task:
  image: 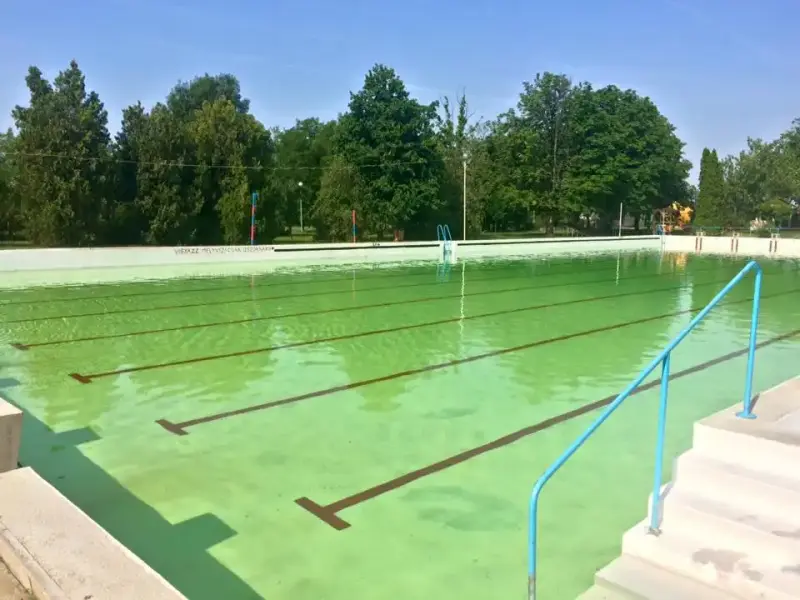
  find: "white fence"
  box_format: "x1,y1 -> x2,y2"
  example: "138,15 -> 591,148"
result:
663,234 -> 800,258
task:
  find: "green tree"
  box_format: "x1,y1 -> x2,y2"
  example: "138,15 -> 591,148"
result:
167,74 -> 250,119
330,64 -> 444,239
2,60 -> 702,246
190,98 -> 273,243
313,155 -> 365,241
485,77 -> 690,234
0,129 -> 21,240
695,147 -> 725,226
435,93 -> 474,237
721,137 -> 798,229
128,103 -> 203,244
116,75 -> 277,245
272,118 -> 337,237
564,85 -> 691,231
12,61 -> 112,246
109,102 -> 148,244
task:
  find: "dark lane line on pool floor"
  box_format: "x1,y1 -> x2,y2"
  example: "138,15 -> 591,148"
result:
69,277 -> 731,384
294,327 -> 800,530
14,265 -> 721,350
3,262 -> 632,325
0,255 -> 608,306
153,287 -> 799,436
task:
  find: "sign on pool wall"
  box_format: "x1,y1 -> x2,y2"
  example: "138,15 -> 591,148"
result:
173,245 -> 275,255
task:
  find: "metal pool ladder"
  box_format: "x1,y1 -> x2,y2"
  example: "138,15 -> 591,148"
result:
437,224 -> 453,262
526,260 -> 764,600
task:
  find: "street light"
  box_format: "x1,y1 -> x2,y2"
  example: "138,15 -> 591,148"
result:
462,151 -> 469,241
297,181 -> 304,232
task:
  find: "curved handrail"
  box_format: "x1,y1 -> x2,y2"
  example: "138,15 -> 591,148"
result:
436,224 -> 453,243
526,260 -> 764,600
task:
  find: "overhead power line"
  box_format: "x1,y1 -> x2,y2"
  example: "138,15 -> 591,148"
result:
2,150 -> 452,173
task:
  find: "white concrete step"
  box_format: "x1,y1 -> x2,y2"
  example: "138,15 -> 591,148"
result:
593,555 -> 737,599
576,583 -> 632,600
672,450 -> 800,528
691,377 -> 800,482
693,419 -> 800,482
622,519 -> 800,600
647,486 -> 800,565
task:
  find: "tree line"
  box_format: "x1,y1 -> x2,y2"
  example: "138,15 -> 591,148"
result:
0,60 -> 700,246
695,128 -> 800,231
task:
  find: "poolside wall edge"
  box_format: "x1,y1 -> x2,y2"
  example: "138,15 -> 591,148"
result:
0,395 -> 187,600
0,236 -> 660,288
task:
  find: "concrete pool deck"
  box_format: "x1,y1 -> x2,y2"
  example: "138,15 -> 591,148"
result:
0,396 -> 185,600
0,466 -> 187,600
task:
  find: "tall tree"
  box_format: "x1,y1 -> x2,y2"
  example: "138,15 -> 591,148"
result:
695,147 -> 725,227
167,74 -> 250,119
0,129 -> 20,240
12,61 -> 112,246
503,73 -> 577,232
436,93 -> 483,237
329,64 -> 443,239
564,85 -> 691,230
116,74 -> 278,245
273,118 -> 337,237
190,98 -> 273,243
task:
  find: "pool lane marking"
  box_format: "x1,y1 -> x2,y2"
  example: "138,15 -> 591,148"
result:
15,265 -> 721,350
293,326 -> 800,530
153,287 -> 799,436
69,277 -> 731,384
3,262 -> 631,325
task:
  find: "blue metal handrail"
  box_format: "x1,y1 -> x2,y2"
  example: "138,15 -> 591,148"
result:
436,224 -> 453,242
526,260 -> 764,600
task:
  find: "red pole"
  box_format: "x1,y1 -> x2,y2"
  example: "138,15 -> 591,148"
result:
250,192 -> 258,245
352,210 -> 356,243
250,203 -> 255,245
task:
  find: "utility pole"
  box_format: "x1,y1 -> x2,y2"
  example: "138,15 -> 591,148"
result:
618,202 -> 624,237
462,152 -> 468,241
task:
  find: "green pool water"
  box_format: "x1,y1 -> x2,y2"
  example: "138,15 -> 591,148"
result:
0,251 -> 798,600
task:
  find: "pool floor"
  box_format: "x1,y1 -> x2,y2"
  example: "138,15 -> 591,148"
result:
1,252 -> 799,599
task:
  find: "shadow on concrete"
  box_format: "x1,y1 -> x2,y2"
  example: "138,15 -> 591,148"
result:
0,383 -> 262,600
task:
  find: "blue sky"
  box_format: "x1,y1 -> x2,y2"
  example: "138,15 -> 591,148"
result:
1,0 -> 798,180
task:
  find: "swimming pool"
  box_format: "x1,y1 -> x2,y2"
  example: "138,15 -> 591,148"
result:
0,251 -> 798,600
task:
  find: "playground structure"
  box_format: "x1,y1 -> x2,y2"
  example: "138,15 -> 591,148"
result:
655,202 -> 693,234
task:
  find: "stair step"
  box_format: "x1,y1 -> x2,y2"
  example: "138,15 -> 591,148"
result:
622,519 -> 800,599
692,383 -> 800,481
673,450 -> 800,527
595,555 -> 737,599
647,486 -> 800,564
577,583 -> 635,600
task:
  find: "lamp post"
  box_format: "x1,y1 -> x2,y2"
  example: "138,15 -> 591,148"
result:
462,151 -> 468,241
297,181 -> 304,232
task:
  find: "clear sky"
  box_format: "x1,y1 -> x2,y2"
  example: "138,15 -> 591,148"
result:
1,0 -> 798,179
